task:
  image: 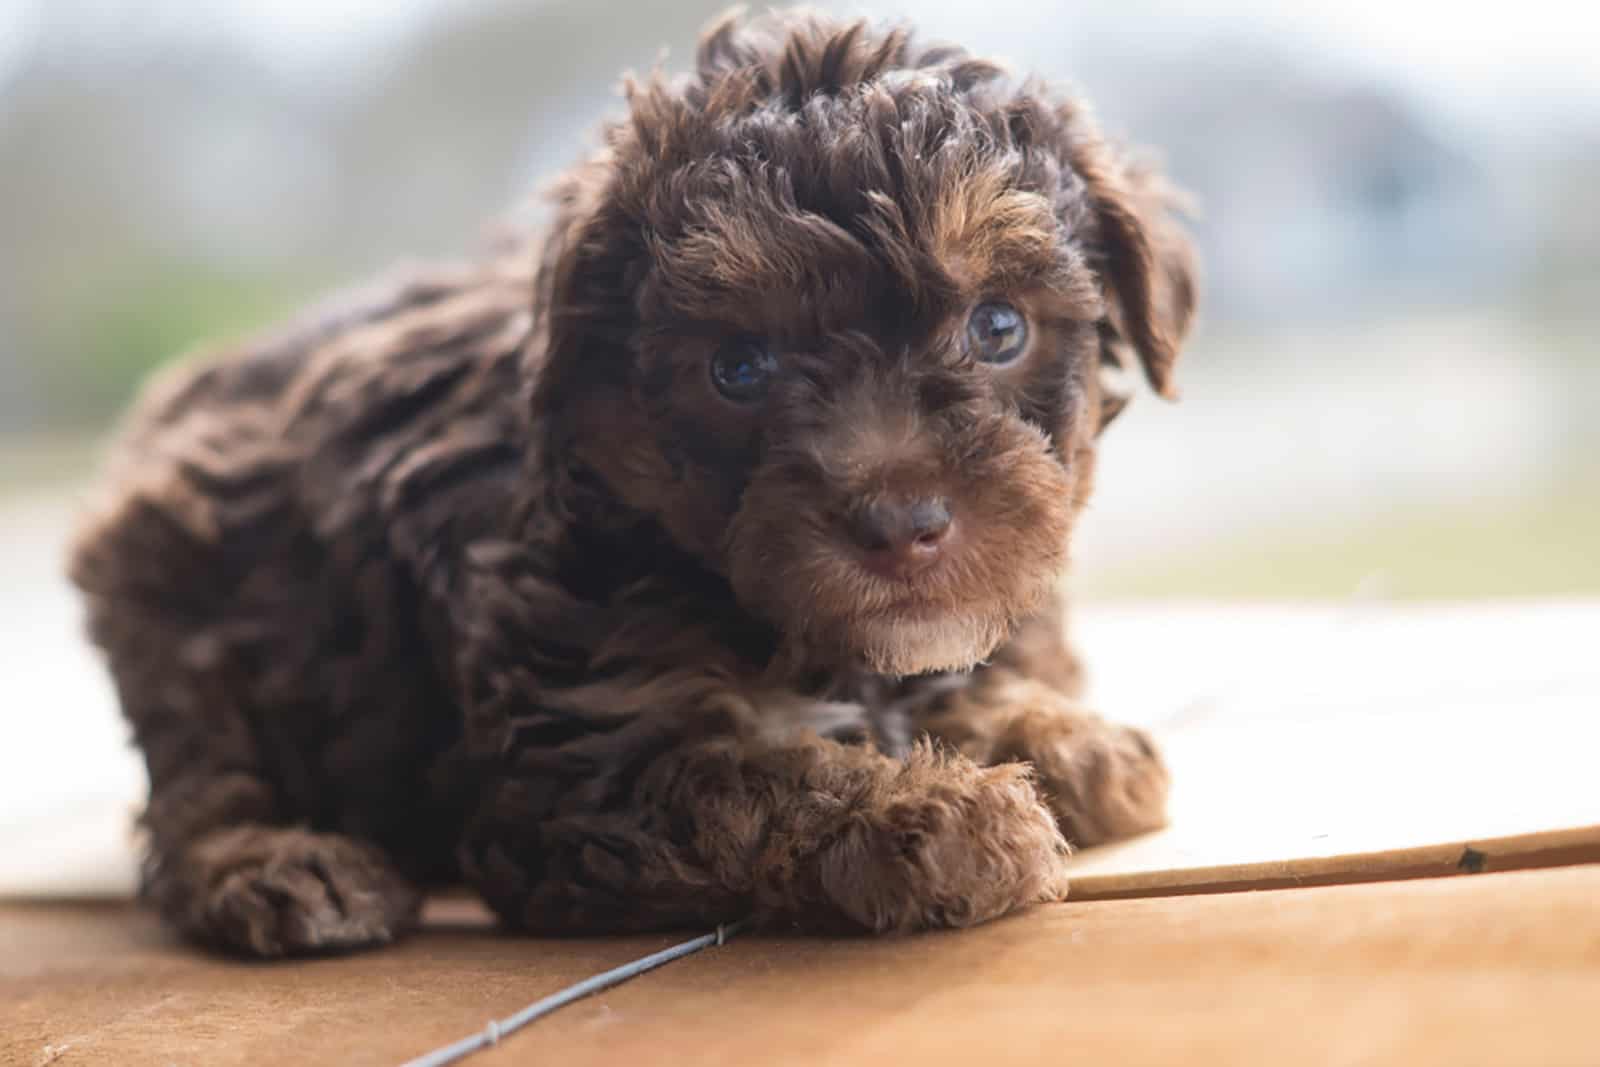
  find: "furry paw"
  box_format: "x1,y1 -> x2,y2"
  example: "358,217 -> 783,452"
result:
175,828 -> 420,957
989,689 -> 1171,848
811,747 -> 1071,932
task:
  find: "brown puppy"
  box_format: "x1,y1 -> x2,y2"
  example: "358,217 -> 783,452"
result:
69,9 -> 1197,957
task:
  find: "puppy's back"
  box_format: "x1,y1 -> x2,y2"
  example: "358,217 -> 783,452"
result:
64,233 -> 540,879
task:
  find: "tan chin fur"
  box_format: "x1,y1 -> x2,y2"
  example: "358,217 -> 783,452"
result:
849,612 -> 1012,678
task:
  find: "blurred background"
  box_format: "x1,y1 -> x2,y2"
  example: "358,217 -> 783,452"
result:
1,0 -> 1596,603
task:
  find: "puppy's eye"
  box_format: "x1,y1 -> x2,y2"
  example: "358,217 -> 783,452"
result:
710,338 -> 778,402
966,302 -> 1029,364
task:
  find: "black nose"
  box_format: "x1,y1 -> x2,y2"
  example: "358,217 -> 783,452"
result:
848,498 -> 954,578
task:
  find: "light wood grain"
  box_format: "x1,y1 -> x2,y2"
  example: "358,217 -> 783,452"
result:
5,866 -> 1598,1067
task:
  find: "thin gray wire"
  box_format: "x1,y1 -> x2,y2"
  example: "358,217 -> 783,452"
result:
400,918 -> 751,1067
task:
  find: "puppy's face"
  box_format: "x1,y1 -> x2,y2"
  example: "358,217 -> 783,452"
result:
536,13 -> 1196,677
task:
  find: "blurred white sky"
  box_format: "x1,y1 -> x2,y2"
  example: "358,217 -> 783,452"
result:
4,0 -> 1599,134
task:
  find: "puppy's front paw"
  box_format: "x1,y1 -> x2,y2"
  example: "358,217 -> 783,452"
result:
177,828 -> 420,957
807,748 -> 1071,932
988,685 -> 1171,848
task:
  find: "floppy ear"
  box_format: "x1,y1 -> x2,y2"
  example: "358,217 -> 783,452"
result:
525,154 -> 617,414
1074,143 -> 1199,404
524,144 -> 706,537
521,149 -> 664,527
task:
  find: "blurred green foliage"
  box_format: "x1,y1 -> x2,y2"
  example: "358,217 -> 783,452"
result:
33,260 -> 318,424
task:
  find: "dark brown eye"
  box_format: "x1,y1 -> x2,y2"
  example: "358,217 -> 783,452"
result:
966,302 -> 1028,364
710,339 -> 778,402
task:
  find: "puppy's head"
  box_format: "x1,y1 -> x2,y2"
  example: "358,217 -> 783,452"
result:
532,9 -> 1197,677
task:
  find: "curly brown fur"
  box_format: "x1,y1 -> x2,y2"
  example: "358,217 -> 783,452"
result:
69,8 -> 1196,957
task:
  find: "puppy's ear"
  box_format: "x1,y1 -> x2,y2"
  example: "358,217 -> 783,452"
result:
526,152 -> 630,421
526,149 -> 698,533
1076,145 -> 1199,403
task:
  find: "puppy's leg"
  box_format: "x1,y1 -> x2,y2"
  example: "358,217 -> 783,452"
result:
460,715 -> 1071,935
916,673 -> 1170,849
72,441 -> 421,957
92,612 -> 422,958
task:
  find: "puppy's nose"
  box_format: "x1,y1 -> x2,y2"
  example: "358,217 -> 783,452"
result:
848,498 -> 954,578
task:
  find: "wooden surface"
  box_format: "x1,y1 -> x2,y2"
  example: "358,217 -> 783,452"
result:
5,865 -> 1600,1067
6,601 -> 1596,1065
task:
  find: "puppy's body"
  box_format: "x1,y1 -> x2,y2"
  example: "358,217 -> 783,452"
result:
71,12 -> 1194,956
